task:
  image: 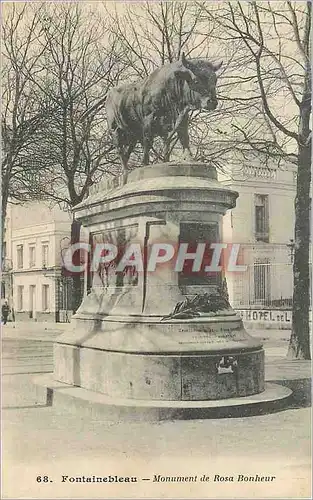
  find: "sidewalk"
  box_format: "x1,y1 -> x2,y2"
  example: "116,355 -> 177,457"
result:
1,321 -> 68,341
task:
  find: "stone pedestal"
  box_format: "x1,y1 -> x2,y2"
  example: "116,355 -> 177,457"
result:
54,162 -> 265,402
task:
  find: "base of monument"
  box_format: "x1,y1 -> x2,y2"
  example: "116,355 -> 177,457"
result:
33,374 -> 292,421
53,314 -> 265,401
54,342 -> 265,401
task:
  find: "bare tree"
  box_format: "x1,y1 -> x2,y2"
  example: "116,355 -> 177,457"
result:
18,3 -> 126,311
105,1 -> 212,72
2,3 -> 125,311
201,1 -> 311,359
1,4 -> 50,264
27,3 -> 124,206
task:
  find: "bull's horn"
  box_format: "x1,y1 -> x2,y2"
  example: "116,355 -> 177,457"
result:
213,60 -> 223,72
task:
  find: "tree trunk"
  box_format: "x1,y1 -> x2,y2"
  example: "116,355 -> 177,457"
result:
70,219 -> 83,314
288,139 -> 311,360
1,187 -> 9,269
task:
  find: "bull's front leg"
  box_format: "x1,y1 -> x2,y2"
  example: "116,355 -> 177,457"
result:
166,107 -> 191,160
142,115 -> 154,165
177,113 -> 193,161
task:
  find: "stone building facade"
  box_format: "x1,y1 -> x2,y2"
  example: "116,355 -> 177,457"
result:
219,161 -> 297,328
2,202 -> 72,322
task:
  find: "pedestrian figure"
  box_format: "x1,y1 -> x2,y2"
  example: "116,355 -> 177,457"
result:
2,300 -> 10,325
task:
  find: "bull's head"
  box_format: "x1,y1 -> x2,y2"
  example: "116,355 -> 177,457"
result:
175,52 -> 223,111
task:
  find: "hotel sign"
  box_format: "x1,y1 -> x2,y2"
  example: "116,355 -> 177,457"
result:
236,309 -> 291,323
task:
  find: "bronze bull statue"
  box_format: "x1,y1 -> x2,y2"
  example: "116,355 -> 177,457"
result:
106,53 -> 222,178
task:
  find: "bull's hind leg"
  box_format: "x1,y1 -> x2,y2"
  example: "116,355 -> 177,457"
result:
113,129 -> 135,184
117,148 -> 128,184
112,128 -> 125,175
121,140 -> 136,184
125,140 -> 136,164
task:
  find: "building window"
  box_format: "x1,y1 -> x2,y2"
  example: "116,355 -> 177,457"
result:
29,245 -> 36,268
254,259 -> 271,305
17,285 -> 24,311
17,245 -> 24,269
42,285 -> 50,311
42,243 -> 49,268
254,194 -> 269,242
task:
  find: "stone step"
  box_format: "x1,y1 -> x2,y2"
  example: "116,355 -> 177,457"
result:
34,374 -> 292,421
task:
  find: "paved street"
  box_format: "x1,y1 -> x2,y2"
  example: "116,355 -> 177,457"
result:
2,338 -> 53,375
2,330 -> 311,499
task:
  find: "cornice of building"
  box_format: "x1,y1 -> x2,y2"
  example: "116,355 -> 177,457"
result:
10,227 -> 70,240
220,179 -> 296,192
12,266 -> 62,275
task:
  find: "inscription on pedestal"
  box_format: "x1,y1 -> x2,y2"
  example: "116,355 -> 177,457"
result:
177,325 -> 246,345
